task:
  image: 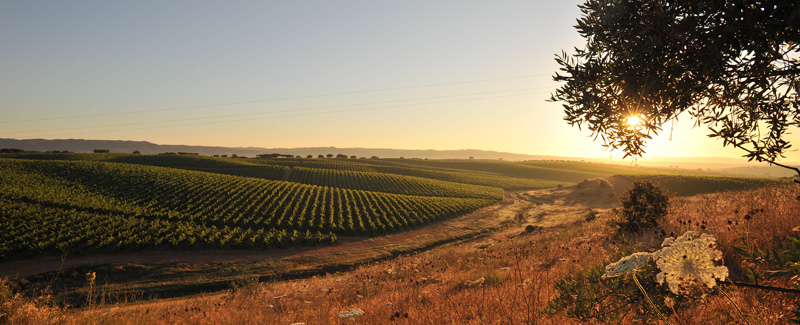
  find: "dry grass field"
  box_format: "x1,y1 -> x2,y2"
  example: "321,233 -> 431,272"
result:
3,178 -> 799,324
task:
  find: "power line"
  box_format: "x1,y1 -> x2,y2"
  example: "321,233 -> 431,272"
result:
2,87 -> 544,136
12,91 -> 549,139
1,74 -> 550,124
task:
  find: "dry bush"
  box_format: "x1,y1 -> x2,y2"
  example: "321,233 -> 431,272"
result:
0,279 -> 64,324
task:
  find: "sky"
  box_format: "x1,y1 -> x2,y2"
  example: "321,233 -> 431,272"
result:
1,1 -> 797,161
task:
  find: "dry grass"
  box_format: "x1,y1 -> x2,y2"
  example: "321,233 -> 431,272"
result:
30,219 -> 613,324
656,184 -> 800,323
4,183 -> 800,324
666,185 -> 800,264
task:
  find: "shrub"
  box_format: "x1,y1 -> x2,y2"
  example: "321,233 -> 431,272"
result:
546,252 -> 673,323
584,209 -> 598,222
737,233 -> 800,285
737,233 -> 800,323
230,277 -> 261,297
0,279 -> 61,323
524,224 -> 541,233
618,181 -> 669,232
0,279 -> 13,323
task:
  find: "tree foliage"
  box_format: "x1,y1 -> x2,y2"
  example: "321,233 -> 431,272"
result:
551,0 -> 800,163
619,181 -> 669,231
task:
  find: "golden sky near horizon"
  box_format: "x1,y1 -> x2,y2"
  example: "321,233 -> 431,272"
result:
2,1 -> 797,161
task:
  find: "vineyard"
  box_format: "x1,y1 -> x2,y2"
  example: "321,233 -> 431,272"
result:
0,157 -> 506,260
2,152 -> 753,261
288,167 -> 503,199
621,174 -> 786,196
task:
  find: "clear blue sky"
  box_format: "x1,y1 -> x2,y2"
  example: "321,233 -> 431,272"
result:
0,1 -> 791,160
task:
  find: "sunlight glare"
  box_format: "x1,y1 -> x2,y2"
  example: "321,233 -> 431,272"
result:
626,115 -> 643,128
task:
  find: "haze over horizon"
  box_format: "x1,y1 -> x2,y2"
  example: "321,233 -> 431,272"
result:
3,1 -> 800,161
3,138 -> 792,168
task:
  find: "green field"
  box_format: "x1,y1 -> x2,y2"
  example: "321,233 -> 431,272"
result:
0,158 -> 497,259
0,153 -> 785,261
621,174 -> 786,196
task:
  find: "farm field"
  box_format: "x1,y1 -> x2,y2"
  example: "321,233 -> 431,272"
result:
0,153 -> 785,261
1,154 -> 515,260
0,152 -> 796,323
0,154 -> 572,260
4,0 -> 799,322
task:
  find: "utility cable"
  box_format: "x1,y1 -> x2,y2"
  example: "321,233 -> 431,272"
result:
1,87 -> 543,136
1,74 -> 551,124
12,91 -> 547,138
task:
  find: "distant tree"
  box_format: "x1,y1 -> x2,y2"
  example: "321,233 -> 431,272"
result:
326,154 -> 334,158
132,150 -> 141,154
0,148 -> 25,154
318,154 -> 325,159
306,155 -> 313,159
93,149 -> 110,153
231,154 -> 239,158
349,155 -> 357,159
370,156 -> 380,159
257,153 -> 293,158
551,0 -> 800,173
336,154 -> 348,159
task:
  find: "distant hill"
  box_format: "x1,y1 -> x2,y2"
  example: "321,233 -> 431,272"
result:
2,138 -> 797,173
0,138 -> 558,161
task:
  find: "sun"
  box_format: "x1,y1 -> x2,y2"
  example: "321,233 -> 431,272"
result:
626,115 -> 643,128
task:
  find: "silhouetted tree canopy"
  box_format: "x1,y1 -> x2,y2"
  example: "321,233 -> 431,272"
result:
551,0 -> 799,164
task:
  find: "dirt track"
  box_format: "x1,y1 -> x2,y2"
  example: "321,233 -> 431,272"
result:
0,193 -> 517,279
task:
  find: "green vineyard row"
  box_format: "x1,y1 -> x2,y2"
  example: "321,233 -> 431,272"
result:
288,166 -> 504,199
5,153 -> 572,190
622,174 -> 786,196
0,158 -> 495,259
